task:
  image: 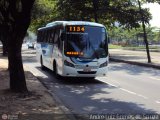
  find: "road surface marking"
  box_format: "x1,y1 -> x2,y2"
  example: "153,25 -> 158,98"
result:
150,77 -> 160,81
137,94 -> 148,99
156,101 -> 160,104
120,88 -> 136,95
97,78 -> 119,88
97,78 -> 148,100
24,64 -> 48,78
119,88 -> 148,100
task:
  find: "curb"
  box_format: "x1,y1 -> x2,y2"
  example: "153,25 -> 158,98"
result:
36,77 -> 77,120
110,57 -> 160,70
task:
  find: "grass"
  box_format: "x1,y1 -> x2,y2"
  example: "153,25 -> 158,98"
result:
108,44 -> 122,49
109,44 -> 160,51
123,46 -> 160,50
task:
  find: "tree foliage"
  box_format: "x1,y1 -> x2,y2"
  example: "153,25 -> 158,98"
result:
30,0 -> 56,32
109,26 -> 160,45
29,0 -> 160,32
55,0 -> 153,29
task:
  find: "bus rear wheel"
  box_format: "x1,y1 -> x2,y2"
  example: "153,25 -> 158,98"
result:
53,62 -> 60,78
40,56 -> 45,70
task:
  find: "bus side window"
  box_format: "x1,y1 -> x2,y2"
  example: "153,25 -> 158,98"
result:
54,29 -> 60,44
42,32 -> 44,42
39,31 -> 42,42
43,30 -> 47,43
47,30 -> 51,43
37,31 -> 40,42
51,29 -> 55,44
46,30 -> 49,43
48,29 -> 52,43
59,30 -> 64,51
50,29 -> 55,44
45,30 -> 48,43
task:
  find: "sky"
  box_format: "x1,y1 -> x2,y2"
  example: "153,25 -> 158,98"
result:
143,3 -> 160,28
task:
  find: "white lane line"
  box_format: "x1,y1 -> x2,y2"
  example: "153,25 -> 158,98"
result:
98,78 -> 148,100
137,94 -> 148,100
97,78 -> 119,88
120,88 -> 148,99
120,88 -> 136,95
150,77 -> 160,81
156,101 -> 160,104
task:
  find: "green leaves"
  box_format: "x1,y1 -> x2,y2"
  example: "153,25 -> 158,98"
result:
54,0 -> 153,29
30,0 -> 56,32
28,0 -> 159,32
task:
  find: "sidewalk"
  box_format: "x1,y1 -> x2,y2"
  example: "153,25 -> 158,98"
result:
0,57 -> 71,120
109,49 -> 160,69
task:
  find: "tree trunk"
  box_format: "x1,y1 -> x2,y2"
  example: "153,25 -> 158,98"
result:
8,29 -> 28,93
92,0 -> 99,23
138,0 -> 151,63
8,45 -> 28,92
6,0 -> 35,93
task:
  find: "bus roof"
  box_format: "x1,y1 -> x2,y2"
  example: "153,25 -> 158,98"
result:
38,21 -> 105,31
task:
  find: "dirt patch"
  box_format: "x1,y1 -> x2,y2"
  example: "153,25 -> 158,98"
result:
0,59 -> 69,120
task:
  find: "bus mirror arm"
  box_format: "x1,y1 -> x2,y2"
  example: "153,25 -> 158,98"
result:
61,33 -> 65,41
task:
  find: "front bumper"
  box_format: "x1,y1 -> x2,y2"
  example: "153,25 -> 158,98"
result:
62,66 -> 108,77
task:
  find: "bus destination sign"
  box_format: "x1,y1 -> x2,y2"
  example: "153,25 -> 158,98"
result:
66,25 -> 85,32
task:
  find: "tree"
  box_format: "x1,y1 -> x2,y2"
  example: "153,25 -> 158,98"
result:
0,0 -> 35,93
55,0 -> 152,29
56,0 -> 160,63
109,26 -> 157,45
29,0 -> 56,32
137,0 -> 151,63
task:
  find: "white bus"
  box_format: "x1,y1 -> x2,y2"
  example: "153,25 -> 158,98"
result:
36,21 -> 109,78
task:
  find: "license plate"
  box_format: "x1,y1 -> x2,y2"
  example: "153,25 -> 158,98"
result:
83,67 -> 91,72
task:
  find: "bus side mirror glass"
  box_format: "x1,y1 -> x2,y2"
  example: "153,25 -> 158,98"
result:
61,33 -> 65,41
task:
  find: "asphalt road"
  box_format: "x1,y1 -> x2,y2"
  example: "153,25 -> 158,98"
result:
22,47 -> 160,119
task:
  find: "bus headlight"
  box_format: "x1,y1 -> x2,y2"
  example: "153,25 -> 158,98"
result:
99,61 -> 108,68
64,60 -> 75,68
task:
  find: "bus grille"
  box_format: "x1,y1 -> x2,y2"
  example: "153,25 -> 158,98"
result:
75,65 -> 98,69
77,71 -> 97,74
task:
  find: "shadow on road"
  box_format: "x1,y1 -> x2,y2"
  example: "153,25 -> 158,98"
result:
33,66 -> 158,116
36,66 -> 103,85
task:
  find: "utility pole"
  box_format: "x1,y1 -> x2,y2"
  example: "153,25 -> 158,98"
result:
137,0 -> 151,63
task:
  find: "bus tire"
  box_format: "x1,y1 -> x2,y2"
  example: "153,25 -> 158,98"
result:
40,56 -> 45,70
53,62 -> 60,78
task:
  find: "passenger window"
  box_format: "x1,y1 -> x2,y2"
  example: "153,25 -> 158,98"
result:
41,31 -> 44,42
54,29 -> 60,44
50,29 -> 55,43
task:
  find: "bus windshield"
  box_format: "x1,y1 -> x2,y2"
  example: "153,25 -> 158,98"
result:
65,26 -> 108,60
